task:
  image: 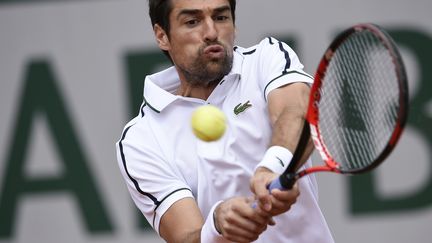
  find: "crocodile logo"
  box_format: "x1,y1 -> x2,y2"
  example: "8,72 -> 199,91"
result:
234,100 -> 252,115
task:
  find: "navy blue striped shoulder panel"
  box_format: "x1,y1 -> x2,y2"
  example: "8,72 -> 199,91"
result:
235,37 -> 292,74
267,37 -> 291,73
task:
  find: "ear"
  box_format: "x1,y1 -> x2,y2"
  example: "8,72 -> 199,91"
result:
154,24 -> 170,51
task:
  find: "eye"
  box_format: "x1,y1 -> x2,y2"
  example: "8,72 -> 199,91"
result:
185,19 -> 200,27
215,15 -> 229,22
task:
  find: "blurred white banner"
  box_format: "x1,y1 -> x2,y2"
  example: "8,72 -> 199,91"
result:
0,0 -> 431,242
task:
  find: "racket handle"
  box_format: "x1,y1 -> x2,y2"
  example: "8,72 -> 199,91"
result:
268,177 -> 284,191
252,178 -> 285,209
252,174 -> 296,209
269,173 -> 296,190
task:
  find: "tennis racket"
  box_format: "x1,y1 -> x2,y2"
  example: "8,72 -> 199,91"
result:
269,23 -> 409,191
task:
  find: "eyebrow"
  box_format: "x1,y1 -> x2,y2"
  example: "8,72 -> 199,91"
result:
176,5 -> 231,19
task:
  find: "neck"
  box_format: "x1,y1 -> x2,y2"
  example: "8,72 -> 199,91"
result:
176,80 -> 219,100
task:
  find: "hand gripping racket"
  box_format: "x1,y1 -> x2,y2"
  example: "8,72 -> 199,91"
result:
269,23 -> 409,190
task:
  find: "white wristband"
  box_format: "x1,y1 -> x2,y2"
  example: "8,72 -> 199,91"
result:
201,201 -> 229,243
255,146 -> 293,174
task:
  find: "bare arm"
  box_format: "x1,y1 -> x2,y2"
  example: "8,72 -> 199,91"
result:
159,197 -> 273,243
159,198 -> 204,243
268,82 -> 314,166
251,82 -> 313,215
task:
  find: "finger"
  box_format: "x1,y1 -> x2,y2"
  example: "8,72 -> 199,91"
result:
270,183 -> 300,202
223,218 -> 268,236
250,200 -> 273,219
252,181 -> 272,212
266,184 -> 300,215
270,191 -> 298,204
220,210 -> 267,242
221,223 -> 261,243
269,197 -> 293,213
251,168 -> 280,212
258,194 -> 272,211
224,232 -> 260,243
235,199 -> 272,227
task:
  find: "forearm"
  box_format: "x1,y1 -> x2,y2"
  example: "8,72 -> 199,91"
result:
268,82 -> 314,169
270,104 -> 306,150
180,229 -> 201,243
250,83 -> 310,216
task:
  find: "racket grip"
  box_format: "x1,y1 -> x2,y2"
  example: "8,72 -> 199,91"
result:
270,174 -> 296,190
251,179 -> 284,209
252,175 -> 296,209
268,178 -> 284,191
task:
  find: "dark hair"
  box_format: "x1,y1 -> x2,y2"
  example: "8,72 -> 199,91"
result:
148,0 -> 236,33
148,0 -> 236,59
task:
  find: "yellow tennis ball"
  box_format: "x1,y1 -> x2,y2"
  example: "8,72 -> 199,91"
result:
191,105 -> 226,142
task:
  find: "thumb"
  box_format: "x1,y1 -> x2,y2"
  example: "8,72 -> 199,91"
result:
251,167 -> 276,212
252,179 -> 272,212
258,193 -> 272,212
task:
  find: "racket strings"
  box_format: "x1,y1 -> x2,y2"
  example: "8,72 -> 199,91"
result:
318,30 -> 400,172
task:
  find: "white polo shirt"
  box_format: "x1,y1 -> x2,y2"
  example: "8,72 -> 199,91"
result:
116,37 -> 334,243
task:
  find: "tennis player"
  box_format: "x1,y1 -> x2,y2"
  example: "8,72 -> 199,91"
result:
116,0 -> 334,242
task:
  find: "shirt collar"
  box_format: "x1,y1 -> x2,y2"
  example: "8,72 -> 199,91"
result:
230,48 -> 243,76
143,66 -> 179,113
144,50 -> 244,112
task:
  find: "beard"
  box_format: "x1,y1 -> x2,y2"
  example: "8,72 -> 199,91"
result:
177,43 -> 233,87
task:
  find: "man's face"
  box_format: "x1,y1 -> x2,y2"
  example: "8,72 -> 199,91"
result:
158,0 -> 235,86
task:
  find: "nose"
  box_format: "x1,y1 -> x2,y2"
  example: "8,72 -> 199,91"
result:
203,19 -> 218,42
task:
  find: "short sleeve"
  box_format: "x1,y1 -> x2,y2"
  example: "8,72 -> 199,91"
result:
116,119 -> 194,234
255,37 -> 314,100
